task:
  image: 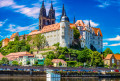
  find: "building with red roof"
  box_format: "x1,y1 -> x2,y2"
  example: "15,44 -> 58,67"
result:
104,54 -> 120,67
52,59 -> 67,67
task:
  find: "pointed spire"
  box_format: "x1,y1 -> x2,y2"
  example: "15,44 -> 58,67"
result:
42,0 -> 45,8
88,20 -> 91,27
62,4 -> 65,16
73,16 -> 75,24
50,0 -> 53,10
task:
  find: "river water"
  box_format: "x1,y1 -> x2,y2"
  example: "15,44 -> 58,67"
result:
0,77 -> 119,81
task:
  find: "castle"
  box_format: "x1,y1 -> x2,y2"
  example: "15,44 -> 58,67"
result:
2,1 -> 103,53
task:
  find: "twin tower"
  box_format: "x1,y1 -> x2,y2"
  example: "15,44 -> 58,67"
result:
39,1 -> 69,30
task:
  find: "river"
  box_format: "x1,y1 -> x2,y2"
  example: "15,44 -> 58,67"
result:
0,77 -> 119,81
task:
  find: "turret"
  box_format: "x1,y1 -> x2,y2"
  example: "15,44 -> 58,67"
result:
60,5 -> 71,47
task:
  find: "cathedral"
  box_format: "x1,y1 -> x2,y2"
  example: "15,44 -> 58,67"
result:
2,1 -> 103,53
39,1 -> 55,30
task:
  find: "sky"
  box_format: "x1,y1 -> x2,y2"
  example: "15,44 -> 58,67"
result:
0,0 -> 120,53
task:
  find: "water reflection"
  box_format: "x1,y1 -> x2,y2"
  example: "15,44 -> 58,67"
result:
0,77 -> 120,81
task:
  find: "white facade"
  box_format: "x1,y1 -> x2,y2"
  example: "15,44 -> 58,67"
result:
60,21 -> 73,47
76,20 -> 103,53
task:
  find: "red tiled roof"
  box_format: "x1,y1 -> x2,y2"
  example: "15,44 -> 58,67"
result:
114,54 -> 120,60
52,59 -> 66,63
104,54 -> 113,60
29,23 -> 75,36
10,32 -> 19,39
91,27 -> 103,36
6,52 -> 33,61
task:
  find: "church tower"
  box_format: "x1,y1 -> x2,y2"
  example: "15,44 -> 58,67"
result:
39,0 -> 47,30
39,0 -> 55,30
48,1 -> 55,25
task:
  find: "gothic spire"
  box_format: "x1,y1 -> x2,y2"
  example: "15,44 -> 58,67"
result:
42,0 -> 45,8
39,0 -> 46,17
50,0 -> 53,10
62,4 -> 65,17
73,16 -> 75,24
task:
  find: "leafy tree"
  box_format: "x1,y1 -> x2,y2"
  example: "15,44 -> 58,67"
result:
2,57 -> 9,64
46,53 -> 55,60
27,61 -> 30,65
77,48 -> 92,63
44,58 -> 53,66
12,61 -> 19,66
27,35 -> 32,42
0,60 -> 3,65
14,36 -> 19,41
72,27 -> 80,39
104,48 -> 113,57
58,54 -> 65,60
59,61 -> 62,66
112,63 -> 116,68
33,34 -> 46,53
35,61 -> 38,65
90,51 -> 104,67
0,40 -> 2,48
20,62 -> 22,66
23,34 -> 26,40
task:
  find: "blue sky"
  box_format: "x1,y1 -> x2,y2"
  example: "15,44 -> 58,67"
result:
0,0 -> 120,53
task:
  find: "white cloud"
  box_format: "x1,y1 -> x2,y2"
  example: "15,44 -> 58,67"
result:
0,0 -> 61,18
109,43 -> 120,46
5,23 -> 38,32
103,42 -> 120,47
96,0 -> 120,8
0,0 -> 14,7
0,19 -> 8,27
83,20 -> 99,27
103,42 -> 108,46
106,35 -> 120,41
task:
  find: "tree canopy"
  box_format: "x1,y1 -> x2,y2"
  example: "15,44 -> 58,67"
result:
103,48 -> 113,57
33,34 -> 46,52
72,27 -> 80,39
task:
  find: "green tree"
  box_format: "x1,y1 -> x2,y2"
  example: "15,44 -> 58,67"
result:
46,53 -> 55,60
14,36 -> 19,41
104,48 -> 113,57
44,58 -> 53,66
35,61 -> 38,65
0,60 -> 3,65
23,34 -> 26,40
27,61 -> 30,65
72,27 -> 80,39
58,54 -> 65,60
27,35 -> 32,42
33,34 -> 46,53
12,61 -> 19,66
2,57 -> 9,64
59,61 -> 62,66
90,51 -> 103,67
19,62 -> 22,66
77,48 -> 92,63
112,63 -> 116,68
0,40 -> 2,48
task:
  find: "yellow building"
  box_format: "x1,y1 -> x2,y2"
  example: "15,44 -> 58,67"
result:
52,59 -> 67,67
104,54 -> 120,68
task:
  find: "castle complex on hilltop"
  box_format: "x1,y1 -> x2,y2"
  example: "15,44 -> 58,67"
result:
2,1 -> 103,53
